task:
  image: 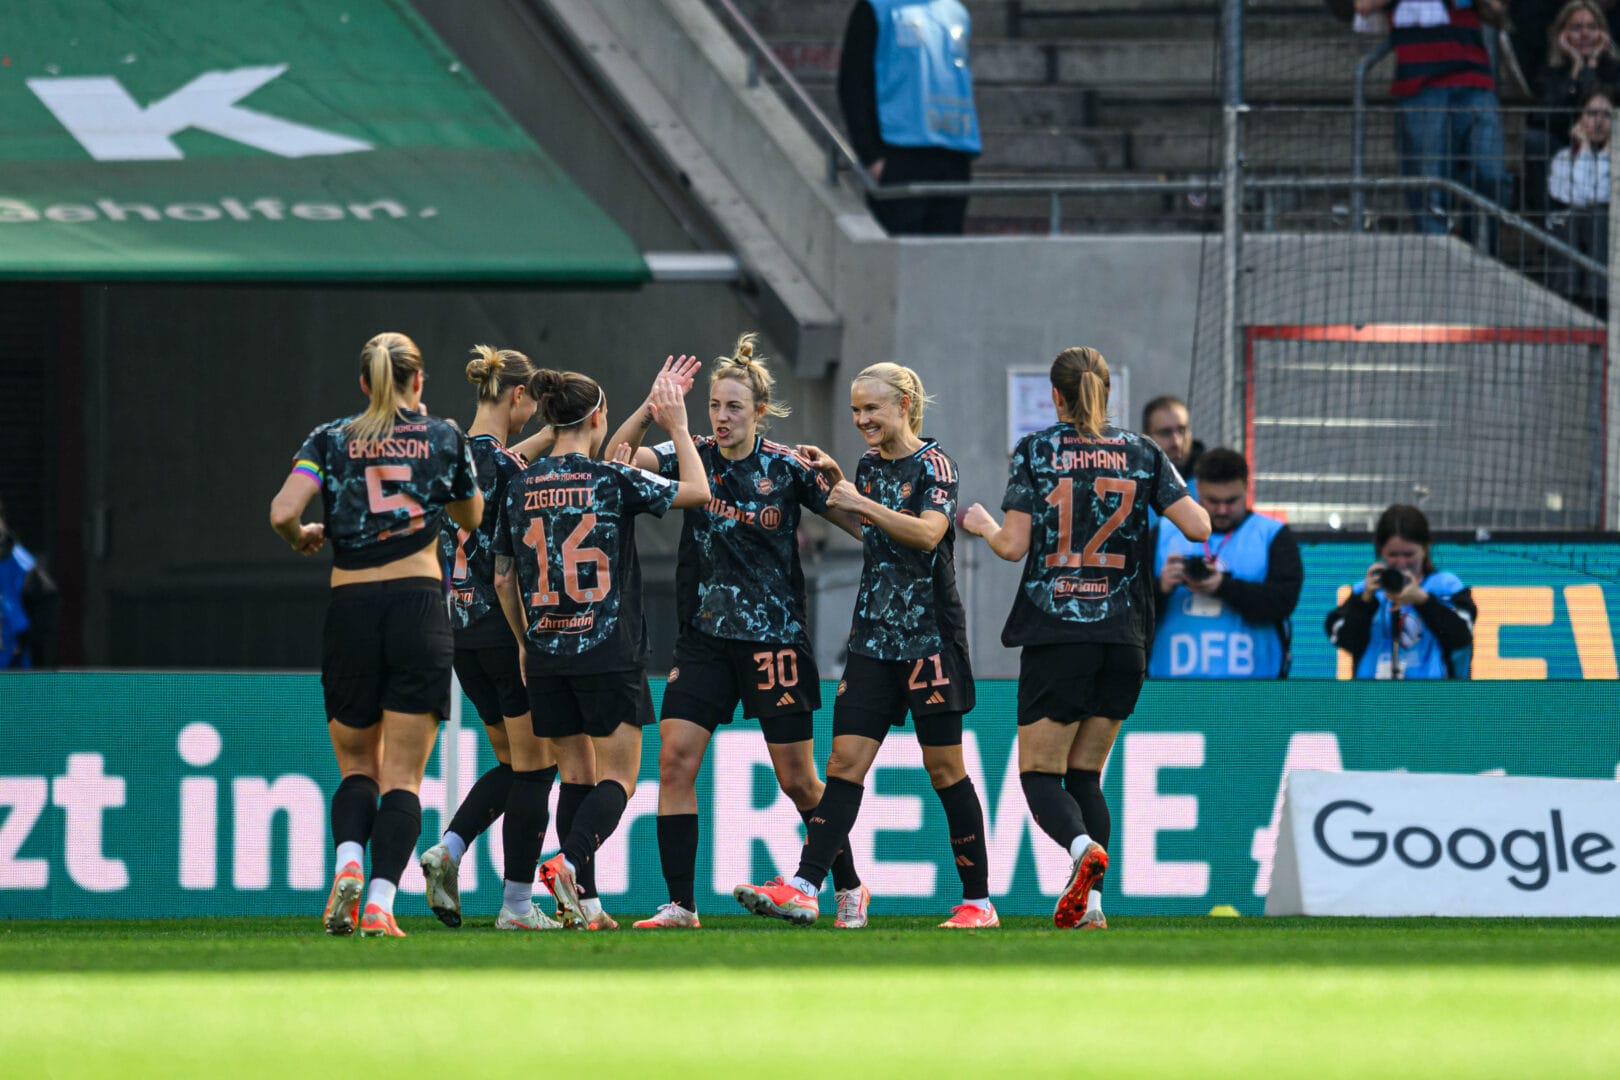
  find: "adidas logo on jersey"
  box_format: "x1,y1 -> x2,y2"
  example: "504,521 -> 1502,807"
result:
776,692 -> 796,708
925,690 -> 946,706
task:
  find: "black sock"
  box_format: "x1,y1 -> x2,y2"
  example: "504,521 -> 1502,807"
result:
448,763 -> 514,844
794,777 -> 864,891
330,774 -> 378,850
935,776 -> 990,901
658,814 -> 700,911
558,782 -> 599,899
560,780 -> 630,874
369,789 -> 422,887
1020,771 -> 1085,853
501,766 -> 558,888
1066,768 -> 1109,893
800,807 -> 862,892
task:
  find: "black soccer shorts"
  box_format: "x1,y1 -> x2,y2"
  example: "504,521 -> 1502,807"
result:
660,627 -> 820,744
1017,642 -> 1146,725
453,644 -> 528,726
322,578 -> 453,727
832,648 -> 974,747
527,665 -> 655,739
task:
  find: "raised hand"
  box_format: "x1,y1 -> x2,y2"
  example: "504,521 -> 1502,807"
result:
611,441 -> 634,465
648,376 -> 690,433
659,353 -> 702,395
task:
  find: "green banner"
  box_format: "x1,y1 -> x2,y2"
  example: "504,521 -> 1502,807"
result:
0,0 -> 646,283
2,674 -> 1614,920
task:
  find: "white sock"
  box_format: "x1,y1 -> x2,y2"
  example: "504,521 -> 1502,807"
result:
335,842 -> 365,871
788,876 -> 818,896
1069,834 -> 1095,860
581,897 -> 604,919
961,897 -> 992,911
442,832 -> 468,863
365,878 -> 397,913
502,879 -> 533,914
1088,889 -> 1104,911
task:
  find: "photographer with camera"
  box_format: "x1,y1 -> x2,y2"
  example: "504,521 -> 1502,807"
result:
1326,504 -> 1475,679
1148,449 -> 1302,679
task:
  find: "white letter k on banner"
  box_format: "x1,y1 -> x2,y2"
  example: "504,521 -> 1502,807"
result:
28,65 -> 373,161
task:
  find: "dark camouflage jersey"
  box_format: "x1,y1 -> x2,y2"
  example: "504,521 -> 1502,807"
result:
652,435 -> 830,644
493,453 -> 677,674
1000,422 -> 1188,648
439,434 -> 527,646
848,439 -> 969,662
293,409 -> 477,571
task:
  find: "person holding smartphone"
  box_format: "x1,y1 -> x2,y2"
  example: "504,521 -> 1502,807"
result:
1325,504 -> 1476,679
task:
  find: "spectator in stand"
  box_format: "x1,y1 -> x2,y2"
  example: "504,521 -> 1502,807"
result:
1526,1 -> 1620,211
837,0 -> 981,235
1148,449 -> 1303,679
1356,0 -> 1512,249
0,495 -> 59,669
1547,83 -> 1612,311
1325,504 -> 1475,679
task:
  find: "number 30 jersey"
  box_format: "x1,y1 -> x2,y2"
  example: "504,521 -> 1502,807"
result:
494,453 -> 678,674
292,410 -> 477,571
999,422 -> 1187,649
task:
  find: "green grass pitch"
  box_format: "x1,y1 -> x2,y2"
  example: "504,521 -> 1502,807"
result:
4,915 -> 1618,1077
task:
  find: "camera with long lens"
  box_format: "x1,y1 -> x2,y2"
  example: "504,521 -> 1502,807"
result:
1183,558 -> 1214,582
1377,567 -> 1408,592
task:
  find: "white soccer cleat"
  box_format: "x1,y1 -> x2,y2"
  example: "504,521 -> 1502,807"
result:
632,903 -> 703,929
495,903 -> 562,931
419,843 -> 461,928
1075,907 -> 1108,931
834,883 -> 871,929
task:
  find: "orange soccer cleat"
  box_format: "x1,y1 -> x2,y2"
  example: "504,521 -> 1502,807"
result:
938,902 -> 1000,929
538,854 -> 585,928
322,861 -> 364,937
1054,842 -> 1109,930
358,903 -> 406,938
732,877 -> 819,926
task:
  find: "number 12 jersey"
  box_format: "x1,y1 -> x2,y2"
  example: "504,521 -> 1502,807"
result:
999,422 -> 1187,649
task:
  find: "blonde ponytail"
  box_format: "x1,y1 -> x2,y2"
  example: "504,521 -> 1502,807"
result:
1050,346 -> 1110,437
854,362 -> 932,435
466,344 -> 534,404
711,332 -> 790,427
346,332 -> 422,443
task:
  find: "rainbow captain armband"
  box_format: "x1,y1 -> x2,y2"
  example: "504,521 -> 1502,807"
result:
292,459 -> 324,487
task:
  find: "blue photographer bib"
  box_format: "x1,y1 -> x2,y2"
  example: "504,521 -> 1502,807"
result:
871,0 -> 982,153
1149,512 -> 1289,678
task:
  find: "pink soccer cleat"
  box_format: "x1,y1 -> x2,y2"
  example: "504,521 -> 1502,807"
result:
732,877 -> 819,926
939,902 -> 1000,929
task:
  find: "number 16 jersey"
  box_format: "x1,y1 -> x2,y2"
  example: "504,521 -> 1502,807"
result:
494,453 -> 677,674
999,422 -> 1187,649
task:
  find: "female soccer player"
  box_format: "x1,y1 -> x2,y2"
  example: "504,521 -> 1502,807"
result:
732,362 -> 995,929
960,346 -> 1209,929
604,336 -> 868,930
492,369 -> 710,928
269,331 -> 483,938
1325,504 -> 1475,679
420,350 -> 697,931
